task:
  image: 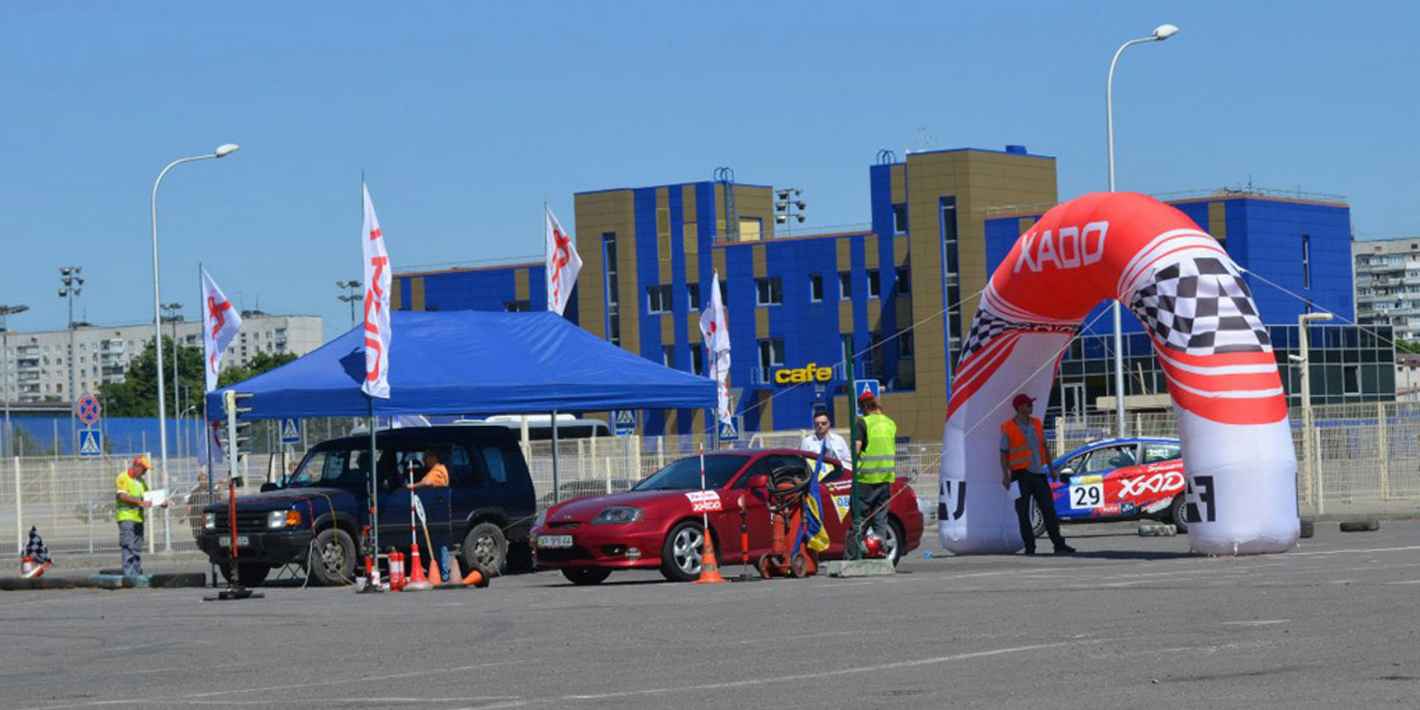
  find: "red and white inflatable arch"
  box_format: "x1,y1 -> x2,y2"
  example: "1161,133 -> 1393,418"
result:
939,192 -> 1299,556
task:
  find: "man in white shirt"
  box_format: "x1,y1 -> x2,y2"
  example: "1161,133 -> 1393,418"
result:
800,411 -> 852,469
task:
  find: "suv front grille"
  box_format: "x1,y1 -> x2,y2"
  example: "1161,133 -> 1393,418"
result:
212,511 -> 270,534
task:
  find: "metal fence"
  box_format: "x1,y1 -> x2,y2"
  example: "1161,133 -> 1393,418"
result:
9,404 -> 1420,556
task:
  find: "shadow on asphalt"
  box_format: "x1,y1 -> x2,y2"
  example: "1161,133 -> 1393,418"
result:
1069,550 -> 1197,561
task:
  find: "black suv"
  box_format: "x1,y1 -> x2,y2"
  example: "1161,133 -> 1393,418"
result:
197,425 -> 537,586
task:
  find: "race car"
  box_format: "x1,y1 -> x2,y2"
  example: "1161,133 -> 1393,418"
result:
1029,437 -> 1188,537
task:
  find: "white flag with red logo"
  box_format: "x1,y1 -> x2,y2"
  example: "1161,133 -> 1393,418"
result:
698,271 -> 732,426
545,205 -> 582,316
361,182 -> 392,399
200,267 -> 242,393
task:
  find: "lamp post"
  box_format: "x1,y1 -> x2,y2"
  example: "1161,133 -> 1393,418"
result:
773,188 -> 806,236
1106,23 -> 1178,438
0,304 -> 29,459
151,143 -> 239,548
1296,311 -> 1333,514
58,267 -> 84,454
336,280 -> 363,325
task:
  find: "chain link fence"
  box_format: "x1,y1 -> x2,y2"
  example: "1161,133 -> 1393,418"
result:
9,406 -> 1419,556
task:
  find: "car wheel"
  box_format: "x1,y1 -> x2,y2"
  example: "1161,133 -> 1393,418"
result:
1029,498 -> 1047,539
562,567 -> 612,586
309,528 -> 356,586
461,522 -> 508,577
219,562 -> 271,587
1168,495 -> 1189,534
883,517 -> 907,566
659,520 -> 704,582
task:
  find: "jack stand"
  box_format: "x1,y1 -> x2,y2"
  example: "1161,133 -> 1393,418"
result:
206,585 -> 263,601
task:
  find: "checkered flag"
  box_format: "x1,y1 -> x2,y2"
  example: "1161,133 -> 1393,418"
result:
960,309 -> 1015,360
24,526 -> 51,566
1129,256 -> 1270,356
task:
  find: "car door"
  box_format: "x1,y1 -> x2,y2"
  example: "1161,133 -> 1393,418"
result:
1061,446 -> 1126,520
1128,441 -> 1186,515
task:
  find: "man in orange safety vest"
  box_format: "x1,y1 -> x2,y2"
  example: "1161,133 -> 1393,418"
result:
1000,393 -> 1075,556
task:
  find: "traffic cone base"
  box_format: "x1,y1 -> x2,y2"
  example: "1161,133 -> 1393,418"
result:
696,531 -> 727,584
404,543 -> 433,592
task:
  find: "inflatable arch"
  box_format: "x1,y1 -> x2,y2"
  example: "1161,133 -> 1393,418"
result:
938,192 -> 1299,556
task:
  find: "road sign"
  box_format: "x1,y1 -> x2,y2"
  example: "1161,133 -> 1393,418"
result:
78,428 -> 103,457
279,418 -> 302,445
75,393 -> 102,427
612,410 -> 636,437
717,418 -> 739,442
854,379 -> 881,415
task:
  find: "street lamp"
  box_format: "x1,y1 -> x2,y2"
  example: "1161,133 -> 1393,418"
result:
150,143 -> 240,550
1296,311 -> 1333,514
0,304 -> 29,459
337,280 -> 363,325
1106,23 -> 1179,438
58,266 -> 83,454
773,188 -> 806,236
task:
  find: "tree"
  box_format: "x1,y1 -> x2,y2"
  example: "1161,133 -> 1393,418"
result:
1396,340 -> 1420,355
98,339 -> 298,417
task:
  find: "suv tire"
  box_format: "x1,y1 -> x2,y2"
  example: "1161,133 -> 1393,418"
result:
462,522 -> 508,577
309,528 -> 356,586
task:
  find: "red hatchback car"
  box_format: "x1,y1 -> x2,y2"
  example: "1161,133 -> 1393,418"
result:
531,449 -> 924,584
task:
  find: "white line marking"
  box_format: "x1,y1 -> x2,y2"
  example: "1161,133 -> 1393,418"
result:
1385,579 -> 1420,585
1221,619 -> 1289,626
1289,545 -> 1420,557
562,641 -> 1079,701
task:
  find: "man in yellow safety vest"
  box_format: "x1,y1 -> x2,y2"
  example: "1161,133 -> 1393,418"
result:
854,391 -> 896,550
1001,393 -> 1075,555
115,454 -> 163,576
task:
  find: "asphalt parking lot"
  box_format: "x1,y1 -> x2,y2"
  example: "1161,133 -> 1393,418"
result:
3,520 -> 1418,710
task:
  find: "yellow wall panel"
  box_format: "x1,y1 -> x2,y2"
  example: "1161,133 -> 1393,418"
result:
514,269 -> 529,300
391,277 -> 403,310
756,308 -> 768,338
753,245 -> 767,278
864,235 -> 879,269
1208,201 -> 1228,241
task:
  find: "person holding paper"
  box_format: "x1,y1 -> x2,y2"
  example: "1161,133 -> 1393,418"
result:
115,454 -> 167,576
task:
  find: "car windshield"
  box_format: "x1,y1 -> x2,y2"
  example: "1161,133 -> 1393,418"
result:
287,448 -> 367,487
632,454 -> 749,491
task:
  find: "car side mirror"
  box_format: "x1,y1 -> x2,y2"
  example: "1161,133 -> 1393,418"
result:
747,474 -> 769,490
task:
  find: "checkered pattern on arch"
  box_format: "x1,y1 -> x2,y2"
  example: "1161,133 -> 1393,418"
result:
960,309 -> 1015,359
1129,257 -> 1270,355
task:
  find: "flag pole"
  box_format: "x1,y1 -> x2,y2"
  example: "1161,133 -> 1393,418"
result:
199,261 -> 218,587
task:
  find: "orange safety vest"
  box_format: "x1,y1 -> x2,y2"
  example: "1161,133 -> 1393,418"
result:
1001,417 -> 1049,472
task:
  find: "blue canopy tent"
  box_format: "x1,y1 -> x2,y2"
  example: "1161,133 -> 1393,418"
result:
205,310 -> 715,563
205,310 -> 715,420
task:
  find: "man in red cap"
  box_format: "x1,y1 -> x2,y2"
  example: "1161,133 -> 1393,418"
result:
853,390 -> 896,556
1000,393 -> 1074,555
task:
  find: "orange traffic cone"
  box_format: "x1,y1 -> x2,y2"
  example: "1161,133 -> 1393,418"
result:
404,543 -> 432,591
462,566 -> 490,588
695,529 -> 726,584
426,555 -> 443,587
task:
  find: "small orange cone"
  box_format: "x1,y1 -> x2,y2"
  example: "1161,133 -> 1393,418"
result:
404,543 -> 433,591
462,566 -> 490,588
427,555 -> 443,586
695,530 -> 726,584
445,555 -> 464,586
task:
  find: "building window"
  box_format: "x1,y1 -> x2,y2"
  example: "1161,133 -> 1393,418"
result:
898,331 -> 914,357
687,283 -> 701,311
504,300 -> 530,312
1302,234 -> 1311,289
892,204 -> 908,235
758,338 -> 785,371
809,274 -> 824,303
647,285 -> 672,314
662,346 -> 675,368
1343,364 -> 1360,395
868,269 -> 881,299
838,272 -> 852,301
740,217 -> 763,242
603,234 -> 621,346
896,267 -> 911,294
691,344 -> 705,376
941,197 -> 963,363
755,277 -> 783,306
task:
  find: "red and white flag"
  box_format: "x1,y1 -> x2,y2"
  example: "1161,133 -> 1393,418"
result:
361,182 -> 392,399
200,267 -> 242,393
698,271 -> 732,426
545,206 -> 582,316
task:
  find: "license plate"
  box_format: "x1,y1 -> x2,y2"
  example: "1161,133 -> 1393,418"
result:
537,534 -> 573,549
218,535 -> 250,548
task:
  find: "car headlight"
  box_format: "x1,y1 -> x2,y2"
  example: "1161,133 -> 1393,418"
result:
267,510 -> 302,529
204,513 -> 216,530
532,509 -> 548,530
592,506 -> 642,525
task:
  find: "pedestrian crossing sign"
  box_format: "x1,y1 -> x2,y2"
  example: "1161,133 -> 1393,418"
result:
280,418 -> 301,445
612,410 -> 636,437
854,379 -> 880,415
79,429 -> 103,457
718,418 -> 738,441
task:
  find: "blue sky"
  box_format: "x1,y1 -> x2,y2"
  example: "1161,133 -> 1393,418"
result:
3,1 -> 1417,339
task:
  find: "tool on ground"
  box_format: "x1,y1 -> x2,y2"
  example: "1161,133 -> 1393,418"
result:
203,477 -> 264,601
417,504 -> 443,586
756,464 -> 816,578
695,443 -> 726,584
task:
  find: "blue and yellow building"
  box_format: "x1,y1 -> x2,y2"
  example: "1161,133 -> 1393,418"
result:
393,145 -> 1368,441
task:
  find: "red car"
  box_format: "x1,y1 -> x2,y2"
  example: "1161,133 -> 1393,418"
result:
531,449 -> 924,584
